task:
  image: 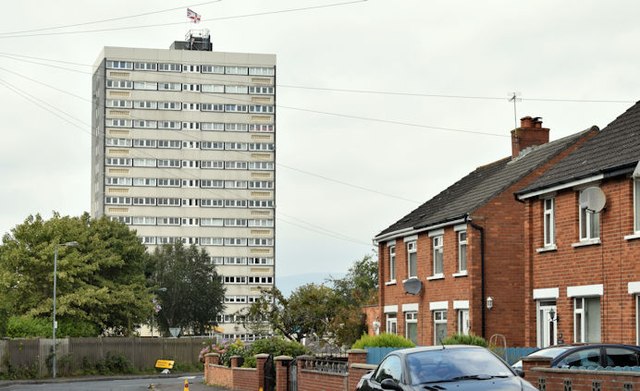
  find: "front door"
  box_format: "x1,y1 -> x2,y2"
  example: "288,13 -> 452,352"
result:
537,300 -> 558,348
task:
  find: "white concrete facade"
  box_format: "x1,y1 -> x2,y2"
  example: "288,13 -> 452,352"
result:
91,42 -> 276,340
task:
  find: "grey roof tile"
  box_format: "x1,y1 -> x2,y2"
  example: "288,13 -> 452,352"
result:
376,128 -> 593,238
519,101 -> 640,194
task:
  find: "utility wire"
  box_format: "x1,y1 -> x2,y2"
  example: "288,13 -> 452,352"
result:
0,0 -> 367,39
278,163 -> 421,204
0,0 -> 222,36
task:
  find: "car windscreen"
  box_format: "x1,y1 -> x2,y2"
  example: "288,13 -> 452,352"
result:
530,346 -> 571,359
407,348 -> 513,385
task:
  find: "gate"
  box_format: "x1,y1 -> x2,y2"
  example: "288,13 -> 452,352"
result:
264,354 -> 276,391
288,358 -> 298,391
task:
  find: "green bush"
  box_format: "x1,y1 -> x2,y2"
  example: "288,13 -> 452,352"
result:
440,334 -> 488,347
6,316 -> 97,338
243,337 -> 309,368
351,333 -> 415,349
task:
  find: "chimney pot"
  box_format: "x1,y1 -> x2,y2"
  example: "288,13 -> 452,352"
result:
512,115 -> 550,158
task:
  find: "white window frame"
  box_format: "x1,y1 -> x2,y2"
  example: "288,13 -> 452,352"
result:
635,178 -> 640,233
389,245 -> 396,282
407,241 -> 417,278
386,313 -> 397,334
433,310 -> 447,343
579,190 -> 600,241
574,296 -> 601,343
432,235 -> 444,277
458,231 -> 467,273
543,197 -> 555,246
457,309 -> 469,336
405,311 -> 418,344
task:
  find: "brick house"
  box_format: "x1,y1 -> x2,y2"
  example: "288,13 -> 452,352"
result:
373,117 -> 597,347
517,102 -> 640,347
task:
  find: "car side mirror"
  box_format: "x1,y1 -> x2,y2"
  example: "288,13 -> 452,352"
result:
381,378 -> 403,390
514,367 -> 525,378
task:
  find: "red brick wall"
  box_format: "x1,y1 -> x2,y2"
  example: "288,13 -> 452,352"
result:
524,175 -> 640,346
377,127 -> 597,347
204,364 -> 234,388
297,370 -> 347,391
232,368 -> 259,391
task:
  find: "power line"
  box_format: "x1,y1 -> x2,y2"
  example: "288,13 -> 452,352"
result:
0,0 -> 367,39
278,163 -> 420,204
279,104 -> 509,137
0,0 -> 222,36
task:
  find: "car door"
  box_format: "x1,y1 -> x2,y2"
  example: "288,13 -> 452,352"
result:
555,347 -> 602,368
363,354 -> 405,390
603,346 -> 640,367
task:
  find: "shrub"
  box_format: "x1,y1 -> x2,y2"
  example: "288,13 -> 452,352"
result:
440,334 -> 488,347
243,337 -> 309,368
351,333 -> 415,349
199,339 -> 246,366
6,316 -> 97,338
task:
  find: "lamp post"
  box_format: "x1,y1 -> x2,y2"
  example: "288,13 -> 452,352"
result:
52,241 -> 78,379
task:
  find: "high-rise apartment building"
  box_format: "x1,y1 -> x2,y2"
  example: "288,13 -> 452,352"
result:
91,31 -> 276,340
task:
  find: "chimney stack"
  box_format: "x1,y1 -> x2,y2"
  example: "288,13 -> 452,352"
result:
511,116 -> 550,158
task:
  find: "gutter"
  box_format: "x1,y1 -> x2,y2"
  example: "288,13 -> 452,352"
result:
373,218 -> 467,244
466,215 -> 486,339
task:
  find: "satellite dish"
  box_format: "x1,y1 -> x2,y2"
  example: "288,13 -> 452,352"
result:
579,187 -> 606,213
403,277 -> 423,295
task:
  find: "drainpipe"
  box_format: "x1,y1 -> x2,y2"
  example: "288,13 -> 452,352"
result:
467,216 -> 486,339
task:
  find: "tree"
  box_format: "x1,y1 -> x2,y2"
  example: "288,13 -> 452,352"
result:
239,284 -> 339,343
0,213 -> 154,336
327,254 -> 379,347
147,242 -> 225,336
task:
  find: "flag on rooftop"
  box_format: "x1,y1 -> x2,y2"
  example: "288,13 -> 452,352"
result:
187,8 -> 201,23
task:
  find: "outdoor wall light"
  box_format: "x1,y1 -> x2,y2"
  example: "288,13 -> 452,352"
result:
486,296 -> 494,310
549,308 -> 558,323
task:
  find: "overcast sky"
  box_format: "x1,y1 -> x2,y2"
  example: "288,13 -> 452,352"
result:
1,0 -> 638,293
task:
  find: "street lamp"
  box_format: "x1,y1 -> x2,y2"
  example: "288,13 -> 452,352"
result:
52,241 -> 78,379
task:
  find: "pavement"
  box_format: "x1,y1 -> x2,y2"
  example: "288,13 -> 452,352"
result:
0,372 -> 230,390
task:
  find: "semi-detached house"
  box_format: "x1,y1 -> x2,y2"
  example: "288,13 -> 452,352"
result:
373,117 -> 597,347
517,101 -> 640,348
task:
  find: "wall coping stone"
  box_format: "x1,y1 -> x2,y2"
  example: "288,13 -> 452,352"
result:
255,353 -> 270,359
275,355 -> 293,361
347,349 -> 367,354
205,353 -> 220,357
351,363 -> 377,370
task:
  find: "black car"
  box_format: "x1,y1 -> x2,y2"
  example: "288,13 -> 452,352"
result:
512,344 -> 640,370
355,345 -> 537,391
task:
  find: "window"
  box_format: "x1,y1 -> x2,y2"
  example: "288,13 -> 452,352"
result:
249,67 -> 275,76
157,159 -> 180,168
458,231 -> 467,273
106,138 -> 132,147
201,199 -> 224,208
225,142 -> 248,151
248,143 -> 274,151
133,81 -> 157,90
434,310 -> 447,343
158,63 -> 181,72
248,257 -> 273,265
201,103 -> 224,112
635,179 -> 640,233
386,313 -> 397,334
200,218 -> 224,227
225,218 -> 247,227
132,178 -> 156,187
201,122 -> 225,131
133,139 -> 156,148
157,140 -> 181,148
106,79 -> 133,89
158,121 -> 181,130
556,347 -> 601,368
225,66 -> 248,75
457,309 -> 469,336
248,200 -> 273,208
132,197 -> 156,206
248,181 -> 273,189
225,199 -> 247,208
106,177 -> 132,186
249,105 -> 274,114
201,161 -> 224,170
132,216 -> 156,225
389,245 -> 396,282
372,355 -> 402,384
132,158 -> 156,167
225,161 -> 248,170
579,190 -> 600,241
225,257 -> 247,265
433,235 -> 444,276
226,123 -> 249,132
158,101 -> 181,110
249,124 -> 274,132
134,62 -> 157,71
133,100 -> 157,110
574,297 -> 601,343
158,178 -> 180,187
106,119 -> 131,128
106,60 -> 133,69
106,99 -> 132,108
158,82 -> 181,91
225,85 -> 248,94
249,162 -> 274,170
405,312 -> 418,344
201,65 -> 224,74
133,120 -> 156,129
249,238 -> 273,246
407,241 -> 417,278
249,86 -> 275,95
543,198 -> 555,246
201,84 -> 225,93
224,104 -> 248,113
105,157 -> 131,166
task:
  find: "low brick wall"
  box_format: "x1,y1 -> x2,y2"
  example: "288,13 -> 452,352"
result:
204,353 -> 259,391
523,355 -> 640,390
204,349 -> 377,391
